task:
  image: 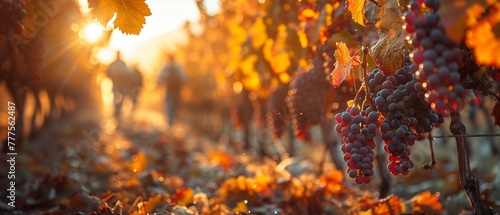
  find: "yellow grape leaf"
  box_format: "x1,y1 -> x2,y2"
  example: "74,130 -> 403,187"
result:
88,0 -> 152,35
331,42 -> 360,87
347,0 -> 366,26
370,0 -> 405,76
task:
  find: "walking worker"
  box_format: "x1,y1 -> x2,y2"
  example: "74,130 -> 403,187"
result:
157,54 -> 187,127
128,64 -> 143,112
106,51 -> 130,118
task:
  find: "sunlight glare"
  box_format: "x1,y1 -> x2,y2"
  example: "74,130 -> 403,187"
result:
96,48 -> 115,64
83,23 -> 104,43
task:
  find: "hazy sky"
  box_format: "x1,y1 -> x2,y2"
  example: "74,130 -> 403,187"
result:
109,1 -> 201,53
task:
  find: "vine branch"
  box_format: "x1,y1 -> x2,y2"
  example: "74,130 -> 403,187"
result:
420,133 -> 436,169
361,47 -> 375,110
449,111 -> 492,214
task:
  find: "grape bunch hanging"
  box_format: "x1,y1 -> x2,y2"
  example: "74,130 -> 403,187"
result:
404,0 -> 464,117
0,0 -> 26,36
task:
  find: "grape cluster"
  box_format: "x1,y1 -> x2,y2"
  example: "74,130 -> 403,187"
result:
405,0 -> 465,117
287,68 -> 331,140
368,67 -> 442,175
335,106 -> 379,184
0,0 -> 26,35
21,35 -> 45,85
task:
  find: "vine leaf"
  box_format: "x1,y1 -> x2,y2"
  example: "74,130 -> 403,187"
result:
346,0 -> 366,26
370,0 -> 405,76
410,191 -> 443,213
330,42 -> 360,87
88,0 -> 152,35
492,100 -> 500,127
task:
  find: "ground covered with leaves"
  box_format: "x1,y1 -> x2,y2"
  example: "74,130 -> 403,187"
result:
1,109 -> 500,215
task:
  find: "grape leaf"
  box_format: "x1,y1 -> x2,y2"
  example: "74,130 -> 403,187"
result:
370,0 -> 405,76
88,0 -> 151,35
492,100 -> 500,127
346,0 -> 366,26
330,42 -> 360,87
411,191 -> 443,213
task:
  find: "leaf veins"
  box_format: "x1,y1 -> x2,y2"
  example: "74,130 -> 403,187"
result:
88,0 -> 152,35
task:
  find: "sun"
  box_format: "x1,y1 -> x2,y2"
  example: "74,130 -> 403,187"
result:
83,23 -> 104,43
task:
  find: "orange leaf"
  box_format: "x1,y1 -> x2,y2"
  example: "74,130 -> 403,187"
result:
347,0 -> 366,26
88,0 -> 151,35
372,196 -> 406,214
410,191 -> 443,213
209,151 -> 233,171
319,170 -> 343,192
331,42 -> 360,87
172,188 -> 194,206
232,201 -> 249,213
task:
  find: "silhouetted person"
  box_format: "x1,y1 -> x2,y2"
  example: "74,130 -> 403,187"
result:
106,51 -> 129,118
128,65 -> 143,112
158,55 -> 187,127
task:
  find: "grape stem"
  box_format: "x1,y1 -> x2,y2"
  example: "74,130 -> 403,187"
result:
361,47 -> 376,111
449,111 -> 493,214
420,133 -> 436,169
353,84 -> 365,106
